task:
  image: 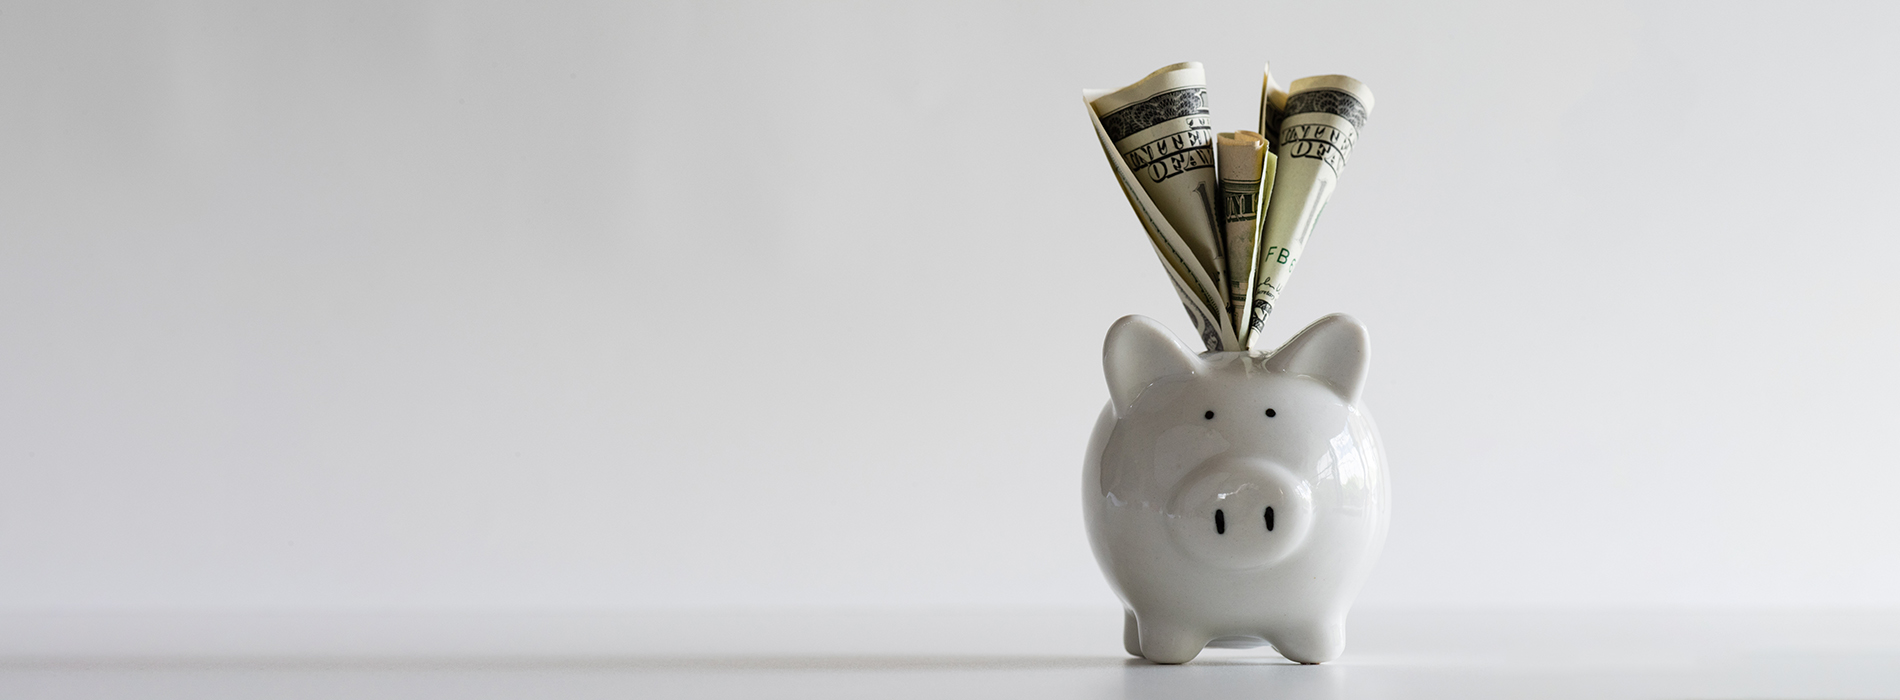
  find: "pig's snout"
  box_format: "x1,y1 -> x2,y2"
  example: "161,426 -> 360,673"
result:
1164,458 -> 1314,570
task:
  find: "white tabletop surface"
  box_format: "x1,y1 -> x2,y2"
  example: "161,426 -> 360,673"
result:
3,608 -> 1897,699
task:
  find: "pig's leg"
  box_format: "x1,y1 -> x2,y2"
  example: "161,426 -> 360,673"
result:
1264,618 -> 1345,664
1135,620 -> 1205,664
1122,609 -> 1144,658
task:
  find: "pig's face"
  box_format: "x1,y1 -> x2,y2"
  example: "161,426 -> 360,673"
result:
1102,314 -> 1371,571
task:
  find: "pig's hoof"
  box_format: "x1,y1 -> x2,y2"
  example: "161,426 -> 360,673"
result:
1268,621 -> 1345,664
1136,627 -> 1204,664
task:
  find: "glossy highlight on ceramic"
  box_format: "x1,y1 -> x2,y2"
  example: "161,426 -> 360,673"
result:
1082,313 -> 1389,664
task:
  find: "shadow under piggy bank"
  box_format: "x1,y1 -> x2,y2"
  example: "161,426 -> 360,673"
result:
1083,314 -> 1390,665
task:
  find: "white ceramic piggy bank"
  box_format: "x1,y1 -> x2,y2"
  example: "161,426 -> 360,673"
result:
1083,313 -> 1389,664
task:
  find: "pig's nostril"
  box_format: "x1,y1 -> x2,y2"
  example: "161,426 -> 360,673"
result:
1264,506 -> 1275,531
1215,509 -> 1226,534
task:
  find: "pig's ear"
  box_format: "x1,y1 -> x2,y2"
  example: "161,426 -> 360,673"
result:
1104,315 -> 1201,411
1263,313 -> 1371,403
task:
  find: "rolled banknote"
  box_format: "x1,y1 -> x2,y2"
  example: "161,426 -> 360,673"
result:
1089,63 -> 1229,318
1216,131 -> 1273,347
1248,74 -> 1373,347
1257,64 -> 1290,151
1085,64 -> 1237,350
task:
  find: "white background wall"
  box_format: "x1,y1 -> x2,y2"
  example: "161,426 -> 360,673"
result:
2,0 -> 1897,612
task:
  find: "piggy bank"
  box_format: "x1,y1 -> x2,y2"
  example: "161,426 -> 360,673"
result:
1083,313 -> 1390,664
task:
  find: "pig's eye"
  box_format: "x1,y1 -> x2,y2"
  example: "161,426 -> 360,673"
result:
1214,508 -> 1226,534
1204,410 -> 1215,420
1264,408 -> 1277,418
1264,506 -> 1275,531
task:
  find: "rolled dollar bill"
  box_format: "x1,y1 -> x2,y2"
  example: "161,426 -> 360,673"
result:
1089,62 -> 1228,319
1216,131 -> 1273,347
1084,94 -> 1236,352
1248,75 -> 1373,347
